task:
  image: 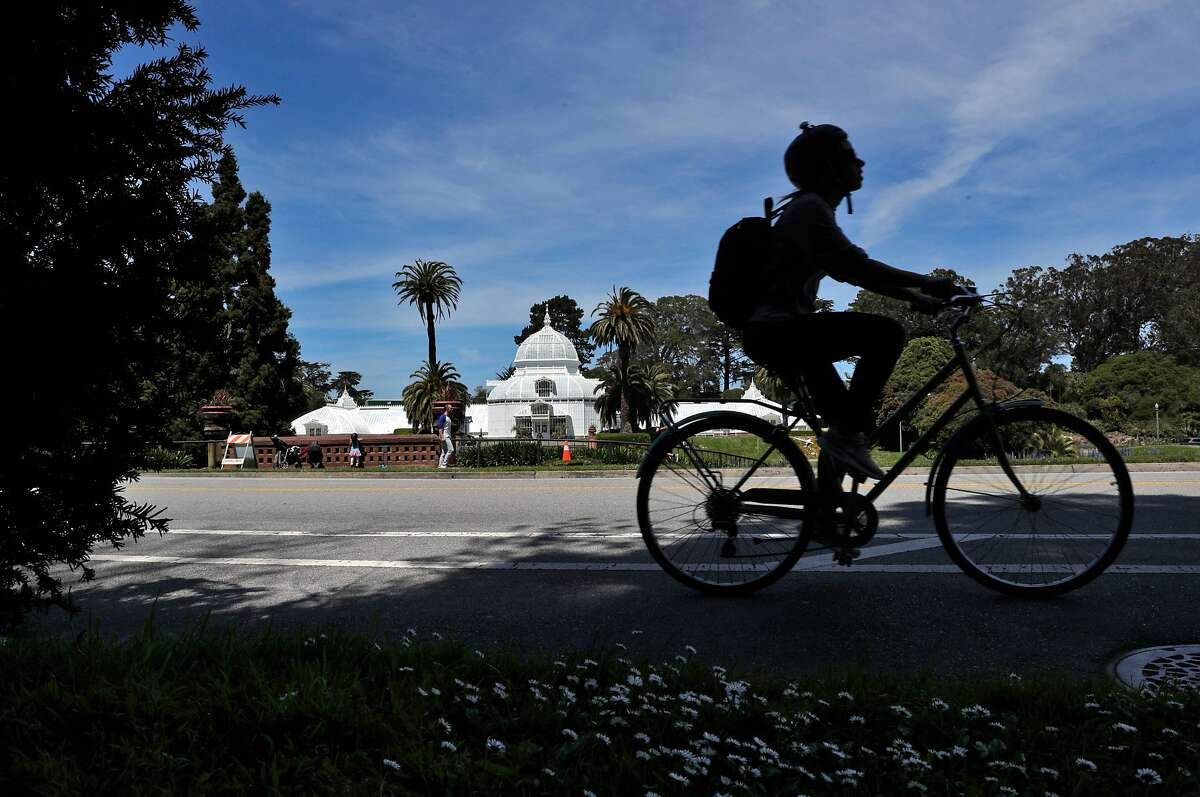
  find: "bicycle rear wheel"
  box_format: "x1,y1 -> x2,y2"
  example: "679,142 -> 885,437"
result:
932,405 -> 1133,597
636,413 -> 816,595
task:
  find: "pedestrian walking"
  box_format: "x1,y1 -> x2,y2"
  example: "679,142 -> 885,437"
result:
348,433 -> 364,469
436,409 -> 454,468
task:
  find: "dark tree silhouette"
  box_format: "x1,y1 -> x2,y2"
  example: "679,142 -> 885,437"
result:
1,1 -> 278,625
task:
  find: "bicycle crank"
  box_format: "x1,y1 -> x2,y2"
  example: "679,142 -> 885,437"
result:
813,493 -> 878,565
835,493 -> 878,547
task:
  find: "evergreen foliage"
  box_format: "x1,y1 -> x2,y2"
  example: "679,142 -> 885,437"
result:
154,151 -> 305,438
297,360 -> 335,411
1,1 -> 278,625
329,370 -> 374,405
875,337 -> 955,450
1082,352 -> 1200,435
215,164 -> 307,434
648,294 -> 726,397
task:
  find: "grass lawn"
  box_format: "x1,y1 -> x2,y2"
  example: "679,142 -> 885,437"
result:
2,622 -> 1197,794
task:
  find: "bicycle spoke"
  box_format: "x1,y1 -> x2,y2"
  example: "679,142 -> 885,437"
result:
935,407 -> 1131,594
637,414 -> 813,593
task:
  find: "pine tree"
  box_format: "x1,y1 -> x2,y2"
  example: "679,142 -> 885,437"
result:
217,168 -> 306,434
154,152 -> 305,438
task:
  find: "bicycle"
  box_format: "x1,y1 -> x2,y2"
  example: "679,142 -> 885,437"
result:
635,292 -> 1134,597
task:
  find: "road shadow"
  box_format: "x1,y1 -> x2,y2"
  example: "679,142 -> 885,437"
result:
27,492 -> 1200,679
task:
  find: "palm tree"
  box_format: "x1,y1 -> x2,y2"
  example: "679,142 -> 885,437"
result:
753,366 -> 792,405
494,365 -> 516,381
590,286 -> 655,432
594,362 -> 676,432
392,259 -> 463,366
402,359 -> 468,433
642,363 -> 678,426
1030,427 -> 1077,458
594,363 -> 648,432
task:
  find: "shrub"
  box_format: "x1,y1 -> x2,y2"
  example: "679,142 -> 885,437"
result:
463,441 -> 552,467
139,447 -> 195,471
595,431 -> 652,443
570,442 -> 645,465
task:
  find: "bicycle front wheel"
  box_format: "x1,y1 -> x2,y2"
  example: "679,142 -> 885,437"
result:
636,413 -> 816,595
932,405 -> 1133,597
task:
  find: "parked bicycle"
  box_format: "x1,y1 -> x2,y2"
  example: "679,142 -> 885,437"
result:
636,292 -> 1134,597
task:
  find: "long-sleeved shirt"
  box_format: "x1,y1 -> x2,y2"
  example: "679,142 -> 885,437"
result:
749,192 -> 920,322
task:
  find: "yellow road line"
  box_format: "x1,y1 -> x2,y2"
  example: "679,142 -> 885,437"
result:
128,478 -> 1198,494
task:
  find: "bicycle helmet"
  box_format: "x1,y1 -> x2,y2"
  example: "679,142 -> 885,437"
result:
783,122 -> 856,213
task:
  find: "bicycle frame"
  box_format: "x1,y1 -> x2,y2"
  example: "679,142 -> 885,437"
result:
654,299 -> 1036,506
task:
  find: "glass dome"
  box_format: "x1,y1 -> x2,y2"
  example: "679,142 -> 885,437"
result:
513,311 -> 579,366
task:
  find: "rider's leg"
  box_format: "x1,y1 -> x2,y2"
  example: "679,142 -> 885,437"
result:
792,313 -> 904,479
792,312 -> 904,433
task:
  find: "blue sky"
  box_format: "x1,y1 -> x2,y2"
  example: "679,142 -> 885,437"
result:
119,0 -> 1199,396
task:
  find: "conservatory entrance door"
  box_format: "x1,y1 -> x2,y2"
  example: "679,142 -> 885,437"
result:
531,402 -> 551,439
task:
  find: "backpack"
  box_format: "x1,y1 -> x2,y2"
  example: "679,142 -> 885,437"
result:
708,195 -> 790,330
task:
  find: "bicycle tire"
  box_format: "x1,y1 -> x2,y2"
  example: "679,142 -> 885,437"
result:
636,412 -> 816,595
932,405 -> 1133,597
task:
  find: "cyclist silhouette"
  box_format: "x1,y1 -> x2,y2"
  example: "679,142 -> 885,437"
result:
742,123 -> 963,479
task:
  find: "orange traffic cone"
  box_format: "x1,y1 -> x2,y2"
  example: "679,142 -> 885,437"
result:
562,441 -> 572,462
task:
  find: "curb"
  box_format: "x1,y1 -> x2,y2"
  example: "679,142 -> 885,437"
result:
145,460 -> 1200,480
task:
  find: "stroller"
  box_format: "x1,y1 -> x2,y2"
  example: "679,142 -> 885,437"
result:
271,435 -> 303,469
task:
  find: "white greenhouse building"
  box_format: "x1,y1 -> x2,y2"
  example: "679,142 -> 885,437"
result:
483,311 -> 603,438
288,311 -> 799,439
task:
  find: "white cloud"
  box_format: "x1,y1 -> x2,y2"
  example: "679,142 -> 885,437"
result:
202,0 -> 1199,392
860,0 -> 1176,246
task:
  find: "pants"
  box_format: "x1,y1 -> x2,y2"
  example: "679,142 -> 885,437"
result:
439,436 -> 454,467
743,312 -> 905,434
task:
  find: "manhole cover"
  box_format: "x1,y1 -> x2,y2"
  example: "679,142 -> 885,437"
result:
1112,645 -> 1200,690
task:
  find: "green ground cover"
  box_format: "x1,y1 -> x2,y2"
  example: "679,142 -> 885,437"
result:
1,623 -> 1197,794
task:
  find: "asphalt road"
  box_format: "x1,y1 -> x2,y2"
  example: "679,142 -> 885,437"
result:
34,471 -> 1200,679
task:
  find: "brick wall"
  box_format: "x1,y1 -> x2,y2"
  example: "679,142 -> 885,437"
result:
252,434 -> 441,469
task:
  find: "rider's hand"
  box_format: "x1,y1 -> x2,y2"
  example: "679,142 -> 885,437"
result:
908,294 -> 943,315
923,276 -> 964,299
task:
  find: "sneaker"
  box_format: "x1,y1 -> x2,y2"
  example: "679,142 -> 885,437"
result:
817,428 -> 885,481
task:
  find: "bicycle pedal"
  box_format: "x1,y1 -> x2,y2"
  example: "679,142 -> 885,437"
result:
832,547 -> 861,566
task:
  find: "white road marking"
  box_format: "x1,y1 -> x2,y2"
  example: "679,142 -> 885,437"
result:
166,525 -> 648,537
792,536 -> 945,569
167,528 -> 1200,540
86,554 -> 1200,575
